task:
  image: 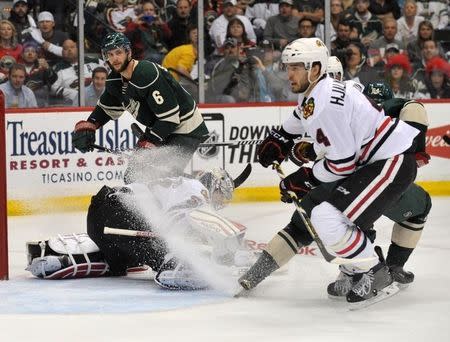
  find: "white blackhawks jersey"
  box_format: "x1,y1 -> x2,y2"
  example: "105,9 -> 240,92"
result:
283,76 -> 419,183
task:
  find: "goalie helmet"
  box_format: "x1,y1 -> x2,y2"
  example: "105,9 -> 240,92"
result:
327,56 -> 343,81
101,32 -> 132,61
363,82 -> 393,104
282,38 -> 329,78
197,168 -> 235,210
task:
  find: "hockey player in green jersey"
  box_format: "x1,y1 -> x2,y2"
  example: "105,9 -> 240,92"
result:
71,32 -> 209,177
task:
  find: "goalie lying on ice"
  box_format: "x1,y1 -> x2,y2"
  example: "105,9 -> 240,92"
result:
26,166 -> 256,290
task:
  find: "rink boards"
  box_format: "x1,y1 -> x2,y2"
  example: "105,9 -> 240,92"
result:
4,101 -> 450,215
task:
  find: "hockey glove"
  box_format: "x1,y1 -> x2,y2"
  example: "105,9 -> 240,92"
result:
72,120 -> 97,153
257,129 -> 294,168
415,152 -> 430,168
137,137 -> 157,149
279,167 -> 318,203
289,141 -> 317,167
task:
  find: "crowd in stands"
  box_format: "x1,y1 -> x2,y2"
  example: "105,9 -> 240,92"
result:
0,0 -> 449,108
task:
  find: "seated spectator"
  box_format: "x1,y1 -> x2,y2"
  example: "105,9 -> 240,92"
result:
209,0 -> 256,50
422,56 -> 450,98
331,18 -> 353,59
0,55 -> 16,83
20,41 -> 57,107
225,17 -> 256,49
245,0 -> 279,42
236,0 -> 251,16
8,0 -> 36,43
0,19 -> 23,62
369,0 -> 401,21
162,25 -> 197,81
416,0 -> 449,30
263,0 -> 299,50
369,18 -> 405,51
125,0 -> 170,63
342,41 -> 375,85
85,66 -> 108,106
0,63 -> 37,108
396,0 -> 425,46
298,17 -> 317,38
38,0 -> 67,31
292,0 -> 325,24
106,0 -> 138,32
349,0 -> 383,47
51,38 -> 104,106
207,37 -> 255,103
167,0 -> 196,50
384,53 -> 417,99
24,11 -> 69,66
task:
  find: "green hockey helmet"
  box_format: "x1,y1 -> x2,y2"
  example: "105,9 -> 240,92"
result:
101,32 -> 131,60
363,82 -> 394,104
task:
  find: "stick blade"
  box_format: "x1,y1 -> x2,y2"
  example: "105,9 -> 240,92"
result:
233,163 -> 252,189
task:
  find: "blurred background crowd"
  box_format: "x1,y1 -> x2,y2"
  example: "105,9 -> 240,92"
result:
0,0 -> 449,108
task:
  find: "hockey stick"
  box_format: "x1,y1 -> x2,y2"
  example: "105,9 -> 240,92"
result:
273,162 -> 377,265
130,122 -> 262,147
104,227 -> 158,238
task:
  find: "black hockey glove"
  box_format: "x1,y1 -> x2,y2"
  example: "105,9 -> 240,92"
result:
257,129 -> 294,168
289,141 -> 317,167
279,167 -> 319,203
71,120 -> 97,153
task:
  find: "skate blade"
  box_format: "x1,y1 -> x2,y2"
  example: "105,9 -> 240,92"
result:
348,283 -> 400,311
328,294 -> 347,301
232,283 -> 251,298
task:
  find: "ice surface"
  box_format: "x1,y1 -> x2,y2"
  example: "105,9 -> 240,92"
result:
1,199 -> 450,342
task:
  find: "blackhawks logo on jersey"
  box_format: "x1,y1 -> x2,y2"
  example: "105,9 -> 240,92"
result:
303,98 -> 315,119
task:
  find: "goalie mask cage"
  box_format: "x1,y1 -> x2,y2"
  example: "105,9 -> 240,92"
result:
0,91 -> 8,280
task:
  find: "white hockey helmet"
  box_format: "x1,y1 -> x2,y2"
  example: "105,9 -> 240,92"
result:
281,38 -> 329,78
327,56 -> 343,81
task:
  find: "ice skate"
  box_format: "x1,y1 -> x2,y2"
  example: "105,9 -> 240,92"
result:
389,265 -> 414,288
327,270 -> 354,300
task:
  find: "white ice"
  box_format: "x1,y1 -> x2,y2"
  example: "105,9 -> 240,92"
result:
1,198 -> 450,342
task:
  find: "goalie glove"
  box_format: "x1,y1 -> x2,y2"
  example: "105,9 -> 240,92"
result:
257,128 -> 294,168
71,120 -> 97,153
289,141 -> 317,167
279,167 -> 318,203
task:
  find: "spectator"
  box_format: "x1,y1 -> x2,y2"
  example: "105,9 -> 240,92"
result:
106,0 -> 138,32
125,0 -> 170,63
343,41 -> 374,85
8,0 -> 36,43
226,17 -> 255,49
396,0 -> 425,46
263,0 -> 299,50
292,0 -> 325,24
384,53 -> 417,99
162,25 -> 197,81
85,66 -> 108,106
236,0 -> 251,15
38,0 -> 67,31
369,0 -> 401,21
51,38 -> 104,106
298,17 -> 317,38
0,19 -> 23,62
153,0 -> 177,22
0,63 -> 37,108
167,0 -> 196,50
406,20 -> 439,64
316,0 -> 345,42
331,18 -> 353,58
209,0 -> 256,50
207,37 -> 254,103
0,55 -> 16,83
416,0 -> 449,30
25,11 -> 69,66
245,0 -> 279,41
20,41 -> 57,107
369,18 -> 405,51
349,0 -> 383,47
423,56 -> 450,98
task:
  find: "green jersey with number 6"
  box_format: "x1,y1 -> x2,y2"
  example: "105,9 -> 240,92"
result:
88,60 -> 208,143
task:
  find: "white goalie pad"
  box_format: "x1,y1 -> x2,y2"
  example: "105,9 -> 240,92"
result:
26,233 -> 109,279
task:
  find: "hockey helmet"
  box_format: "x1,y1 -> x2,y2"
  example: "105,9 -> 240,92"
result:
363,82 -> 394,104
101,32 -> 132,61
281,38 -> 329,78
197,168 -> 235,210
327,56 -> 343,81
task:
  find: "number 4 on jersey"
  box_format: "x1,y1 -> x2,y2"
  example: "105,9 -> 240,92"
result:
316,128 -> 330,146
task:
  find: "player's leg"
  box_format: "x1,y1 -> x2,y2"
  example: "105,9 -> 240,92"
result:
87,185 -> 168,276
383,183 -> 432,284
312,154 -> 417,304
